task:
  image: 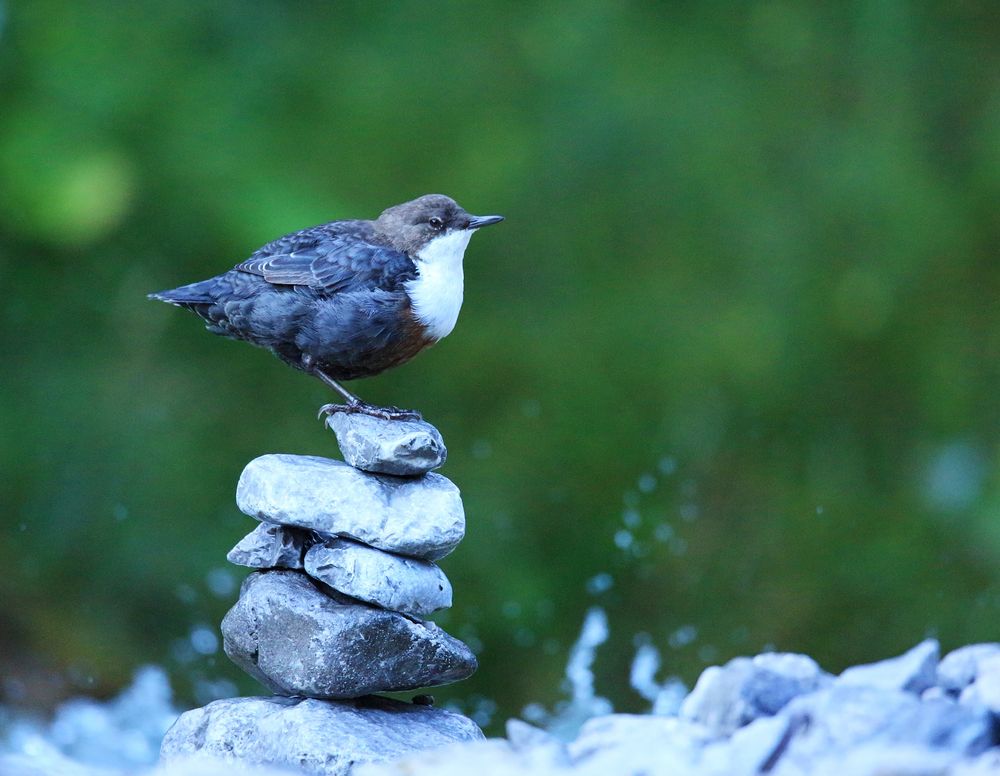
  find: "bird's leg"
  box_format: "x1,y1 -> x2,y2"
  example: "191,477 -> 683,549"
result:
311,367 -> 422,423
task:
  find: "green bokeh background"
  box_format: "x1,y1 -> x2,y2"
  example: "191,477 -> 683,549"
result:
2,0 -> 999,729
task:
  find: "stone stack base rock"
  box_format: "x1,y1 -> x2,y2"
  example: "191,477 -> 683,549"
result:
160,414 -> 483,775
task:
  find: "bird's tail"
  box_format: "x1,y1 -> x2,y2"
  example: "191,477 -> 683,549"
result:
147,279 -> 217,307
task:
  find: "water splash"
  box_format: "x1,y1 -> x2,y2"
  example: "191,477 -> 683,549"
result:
1,666 -> 178,772
521,606 -> 613,740
629,640 -> 688,715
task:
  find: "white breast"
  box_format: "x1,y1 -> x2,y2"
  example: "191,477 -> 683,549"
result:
405,229 -> 473,341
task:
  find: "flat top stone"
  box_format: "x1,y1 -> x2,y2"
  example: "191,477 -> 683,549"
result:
236,453 -> 465,561
327,413 -> 447,476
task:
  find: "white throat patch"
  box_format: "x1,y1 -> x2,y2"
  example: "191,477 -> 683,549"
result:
405,229 -> 473,340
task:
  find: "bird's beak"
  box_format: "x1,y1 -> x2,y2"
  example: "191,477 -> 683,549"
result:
467,214 -> 505,229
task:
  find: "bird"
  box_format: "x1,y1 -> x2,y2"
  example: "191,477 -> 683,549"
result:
149,194 -> 504,421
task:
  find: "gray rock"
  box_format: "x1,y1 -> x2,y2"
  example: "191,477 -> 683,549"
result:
772,744 -> 960,776
680,653 -> 829,735
921,686 -> 950,703
236,454 -> 465,560
221,571 -> 476,698
353,741 -> 530,776
567,714 -> 712,775
939,643 -> 1000,693
679,664 -> 745,734
959,653 -> 1000,712
954,750 -> 1000,775
304,539 -> 452,616
312,642 -> 1000,776
505,719 -> 571,767
836,639 -> 939,694
327,413 -> 447,476
745,653 -> 831,715
779,684 -> 994,764
226,522 -> 311,569
701,715 -> 798,776
159,695 -> 484,776
506,719 -> 567,754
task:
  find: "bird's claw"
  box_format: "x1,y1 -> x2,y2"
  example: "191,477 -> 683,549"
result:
319,402 -> 423,423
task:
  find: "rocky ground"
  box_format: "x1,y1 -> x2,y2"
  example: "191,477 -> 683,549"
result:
6,639 -> 1000,775
351,639 -> 1000,776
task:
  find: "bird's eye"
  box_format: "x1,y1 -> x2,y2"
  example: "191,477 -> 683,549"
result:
429,216 -> 444,230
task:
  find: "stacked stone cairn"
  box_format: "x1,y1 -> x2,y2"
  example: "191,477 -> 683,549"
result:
160,414 -> 484,775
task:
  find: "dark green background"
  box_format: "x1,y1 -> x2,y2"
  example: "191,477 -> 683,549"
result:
2,0 -> 999,729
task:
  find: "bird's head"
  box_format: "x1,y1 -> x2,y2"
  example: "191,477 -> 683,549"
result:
374,194 -> 504,257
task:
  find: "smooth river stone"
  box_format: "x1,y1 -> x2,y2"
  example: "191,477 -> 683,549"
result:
227,522 -> 312,569
221,571 -> 477,698
236,454 -> 465,561
304,538 -> 452,615
160,695 -> 484,776
327,413 -> 447,476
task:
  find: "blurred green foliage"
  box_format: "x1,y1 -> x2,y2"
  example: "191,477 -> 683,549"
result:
2,0 -> 999,730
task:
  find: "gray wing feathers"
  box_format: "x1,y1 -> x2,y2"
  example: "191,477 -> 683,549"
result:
233,222 -> 416,294
238,246 -> 321,287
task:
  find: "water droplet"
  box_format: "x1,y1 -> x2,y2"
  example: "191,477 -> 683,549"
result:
189,625 -> 218,655
459,625 -> 483,655
522,702 -> 547,723
170,638 -> 196,664
174,584 -> 197,604
924,441 -> 985,511
668,624 -> 698,649
614,529 -> 634,550
469,695 -> 497,728
653,523 -> 674,542
502,600 -> 522,619
542,638 -> 561,655
637,473 -> 657,494
193,677 -> 237,706
586,572 -> 614,595
205,568 -> 235,597
622,508 -> 641,528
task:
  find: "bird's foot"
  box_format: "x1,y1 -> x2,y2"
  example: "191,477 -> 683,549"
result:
318,401 -> 423,423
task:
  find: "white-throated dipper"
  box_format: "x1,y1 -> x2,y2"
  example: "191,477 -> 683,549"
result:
149,194 -> 504,420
